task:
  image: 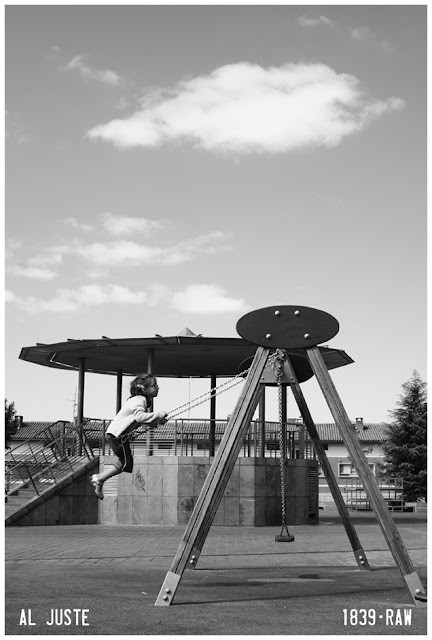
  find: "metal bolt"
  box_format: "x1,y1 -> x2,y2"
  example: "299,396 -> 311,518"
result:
416,588 -> 421,594
265,333 -> 272,339
304,333 -> 310,339
359,555 -> 363,560
191,555 -> 196,560
163,595 -> 169,601
294,310 -> 300,316
165,589 -> 171,594
190,559 -> 194,564
360,560 -> 365,565
274,310 -> 280,316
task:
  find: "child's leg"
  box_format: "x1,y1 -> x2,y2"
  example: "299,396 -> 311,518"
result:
94,435 -> 132,484
95,465 -> 122,483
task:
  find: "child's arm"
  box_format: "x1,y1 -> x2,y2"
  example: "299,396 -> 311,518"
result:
132,397 -> 168,427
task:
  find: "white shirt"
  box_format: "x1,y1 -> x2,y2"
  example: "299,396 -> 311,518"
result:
106,395 -> 165,438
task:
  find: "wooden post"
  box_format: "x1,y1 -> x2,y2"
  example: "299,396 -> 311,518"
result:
306,345 -> 426,606
284,354 -> 371,570
155,347 -> 270,606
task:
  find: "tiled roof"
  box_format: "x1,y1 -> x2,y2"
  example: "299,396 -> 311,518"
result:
10,421 -> 63,440
10,420 -> 390,443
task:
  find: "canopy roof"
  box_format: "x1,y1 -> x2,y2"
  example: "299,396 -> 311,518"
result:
19,329 -> 354,383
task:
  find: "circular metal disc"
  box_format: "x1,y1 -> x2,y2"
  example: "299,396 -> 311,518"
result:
236,305 -> 339,349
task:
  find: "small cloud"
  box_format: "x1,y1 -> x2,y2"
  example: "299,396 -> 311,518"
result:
5,284 -> 158,314
171,284 -> 250,315
350,26 -> 372,41
100,212 -> 164,236
86,61 -> 404,155
28,254 -> 63,267
64,54 -> 121,86
6,265 -> 57,280
349,26 -> 395,53
64,217 -> 95,233
298,15 -> 335,28
51,231 -> 232,267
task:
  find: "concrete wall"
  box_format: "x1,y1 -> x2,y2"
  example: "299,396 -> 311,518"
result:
99,456 -> 318,526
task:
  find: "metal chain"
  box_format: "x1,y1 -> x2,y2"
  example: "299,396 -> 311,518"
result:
275,350 -> 288,531
167,368 -> 251,420
120,368 -> 251,443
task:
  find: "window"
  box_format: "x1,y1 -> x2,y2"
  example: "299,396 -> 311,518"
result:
339,463 -> 375,477
157,443 -> 172,450
339,463 -> 354,477
266,441 -> 280,451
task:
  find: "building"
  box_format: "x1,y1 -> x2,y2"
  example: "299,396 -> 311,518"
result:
8,416 -> 390,511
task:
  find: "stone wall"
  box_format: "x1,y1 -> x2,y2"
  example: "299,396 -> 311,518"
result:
99,456 -> 318,526
10,458 -> 99,526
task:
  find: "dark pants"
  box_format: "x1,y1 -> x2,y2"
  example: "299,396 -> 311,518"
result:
105,433 -> 133,473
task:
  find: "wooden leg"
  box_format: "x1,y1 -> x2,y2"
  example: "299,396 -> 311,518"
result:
284,355 -> 371,570
306,346 -> 426,607
154,347 -> 270,606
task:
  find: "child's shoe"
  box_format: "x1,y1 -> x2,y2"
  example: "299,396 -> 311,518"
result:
90,474 -> 104,500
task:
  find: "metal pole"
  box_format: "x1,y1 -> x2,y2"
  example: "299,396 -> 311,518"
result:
77,358 -> 85,425
77,358 -> 85,455
116,370 -> 123,413
281,384 -> 287,459
147,348 -> 154,456
259,388 -> 265,457
210,374 -> 216,457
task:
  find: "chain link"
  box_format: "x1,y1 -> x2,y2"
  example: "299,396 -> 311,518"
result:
120,368 -> 251,443
274,350 -> 288,529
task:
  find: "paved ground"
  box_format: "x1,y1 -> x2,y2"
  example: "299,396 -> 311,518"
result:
5,508 -> 427,636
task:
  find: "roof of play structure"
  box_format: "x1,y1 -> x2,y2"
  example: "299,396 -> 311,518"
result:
19,328 -> 354,383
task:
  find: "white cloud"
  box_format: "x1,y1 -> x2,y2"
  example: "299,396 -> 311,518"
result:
6,282 -> 247,315
51,231 -> 232,267
64,217 -> 95,232
86,62 -> 405,154
171,284 -> 250,315
100,212 -> 164,236
349,27 -> 395,54
298,15 -> 335,28
6,265 -> 57,280
64,54 -> 121,86
28,254 -> 63,267
5,284 -> 158,314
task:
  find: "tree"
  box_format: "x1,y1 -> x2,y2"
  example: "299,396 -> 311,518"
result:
5,399 -> 19,449
382,371 -> 427,502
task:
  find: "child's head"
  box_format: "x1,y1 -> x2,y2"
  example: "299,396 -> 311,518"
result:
130,373 -> 159,398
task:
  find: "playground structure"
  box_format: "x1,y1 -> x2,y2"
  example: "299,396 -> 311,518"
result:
155,305 -> 427,607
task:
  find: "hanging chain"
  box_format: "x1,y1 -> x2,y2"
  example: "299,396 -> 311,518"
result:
167,368 -> 251,420
120,367 -> 251,443
274,349 -> 289,533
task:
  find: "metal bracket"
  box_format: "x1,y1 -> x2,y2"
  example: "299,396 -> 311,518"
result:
354,548 -> 371,570
404,571 -> 427,608
154,571 -> 181,606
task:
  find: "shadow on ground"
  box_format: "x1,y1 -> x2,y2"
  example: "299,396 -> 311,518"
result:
6,563 -> 427,636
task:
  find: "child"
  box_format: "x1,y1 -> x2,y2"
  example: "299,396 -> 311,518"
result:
90,373 -> 168,500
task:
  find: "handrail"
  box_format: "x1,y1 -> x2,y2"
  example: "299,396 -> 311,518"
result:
5,421 -> 95,497
5,420 -> 72,456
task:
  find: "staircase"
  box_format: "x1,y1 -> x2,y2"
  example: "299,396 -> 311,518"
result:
5,421 -> 98,525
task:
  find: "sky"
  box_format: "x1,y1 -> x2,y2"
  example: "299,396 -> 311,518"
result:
4,4 -> 427,426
